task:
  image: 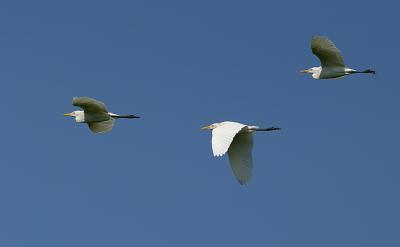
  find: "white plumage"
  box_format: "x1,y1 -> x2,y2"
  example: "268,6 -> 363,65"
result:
64,97 -> 140,134
88,118 -> 115,133
227,130 -> 253,184
301,35 -> 375,79
211,122 -> 246,156
202,121 -> 280,185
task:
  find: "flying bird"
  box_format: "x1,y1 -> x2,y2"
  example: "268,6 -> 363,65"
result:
64,97 -> 140,133
201,121 -> 280,185
301,35 -> 375,79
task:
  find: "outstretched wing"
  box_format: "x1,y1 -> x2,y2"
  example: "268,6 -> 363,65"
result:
87,119 -> 115,133
73,97 -> 108,114
311,35 -> 345,68
228,132 -> 253,185
211,122 -> 246,156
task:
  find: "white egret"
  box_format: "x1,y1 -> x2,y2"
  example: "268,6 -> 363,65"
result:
201,121 -> 280,185
301,35 -> 375,79
64,97 -> 140,133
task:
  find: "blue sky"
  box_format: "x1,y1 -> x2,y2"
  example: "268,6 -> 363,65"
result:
1,0 -> 399,246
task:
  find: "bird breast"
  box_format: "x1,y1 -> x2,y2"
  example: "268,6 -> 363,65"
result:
81,112 -> 110,123
319,67 -> 345,79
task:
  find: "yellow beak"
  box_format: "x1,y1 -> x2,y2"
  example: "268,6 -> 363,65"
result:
300,69 -> 310,73
201,125 -> 211,130
63,112 -> 73,117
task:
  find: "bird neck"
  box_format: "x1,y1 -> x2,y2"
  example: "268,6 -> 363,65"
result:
312,67 -> 322,79
74,111 -> 85,123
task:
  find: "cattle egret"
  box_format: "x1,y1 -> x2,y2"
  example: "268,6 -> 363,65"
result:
201,121 -> 280,185
301,35 -> 375,79
64,97 -> 140,133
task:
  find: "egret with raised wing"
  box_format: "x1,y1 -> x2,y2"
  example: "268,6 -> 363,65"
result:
201,121 -> 280,185
64,97 -> 140,133
301,35 -> 375,79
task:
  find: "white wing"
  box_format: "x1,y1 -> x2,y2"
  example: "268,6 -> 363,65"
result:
87,119 -> 115,133
311,35 -> 345,68
73,97 -> 108,113
73,97 -> 110,122
228,132 -> 253,185
211,122 -> 246,156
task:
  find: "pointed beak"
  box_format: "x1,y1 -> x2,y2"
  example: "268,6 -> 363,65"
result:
300,69 -> 310,73
63,112 -> 73,117
201,125 -> 211,130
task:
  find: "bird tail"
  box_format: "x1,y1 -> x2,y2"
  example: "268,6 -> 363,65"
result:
254,127 -> 281,131
113,114 -> 140,119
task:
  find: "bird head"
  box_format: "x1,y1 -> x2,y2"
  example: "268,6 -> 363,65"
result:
300,67 -> 317,73
201,123 -> 222,130
63,111 -> 84,122
300,67 -> 321,79
63,111 -> 77,117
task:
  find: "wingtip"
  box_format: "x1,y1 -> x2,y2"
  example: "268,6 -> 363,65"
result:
213,153 -> 225,157
238,181 -> 247,185
311,34 -> 330,41
312,34 -> 320,39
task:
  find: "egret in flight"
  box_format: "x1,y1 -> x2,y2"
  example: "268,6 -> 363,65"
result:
64,97 -> 140,133
201,121 -> 280,185
301,35 -> 375,79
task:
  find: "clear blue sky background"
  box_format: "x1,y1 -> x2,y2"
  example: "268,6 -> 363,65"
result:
1,0 -> 399,246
